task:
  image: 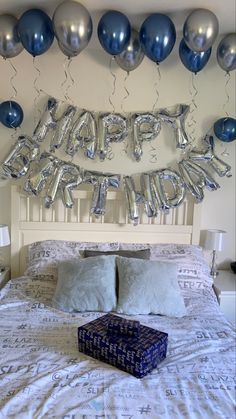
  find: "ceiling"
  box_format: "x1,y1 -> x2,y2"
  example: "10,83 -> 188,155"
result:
0,0 -> 235,35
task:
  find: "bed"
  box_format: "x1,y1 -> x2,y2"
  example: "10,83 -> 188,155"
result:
0,186 -> 235,418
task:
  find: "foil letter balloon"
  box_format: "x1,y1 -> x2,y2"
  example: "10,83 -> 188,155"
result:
123,176 -> 140,225
132,113 -> 161,161
151,169 -> 186,212
50,105 -> 76,152
1,135 -> 40,178
140,173 -> 157,217
66,111 -> 97,159
24,152 -> 59,195
159,104 -> 190,149
178,159 -> 220,203
98,114 -> 128,161
33,97 -> 58,143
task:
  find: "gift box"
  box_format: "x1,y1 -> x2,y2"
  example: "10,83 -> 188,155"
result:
107,317 -> 140,338
78,313 -> 168,378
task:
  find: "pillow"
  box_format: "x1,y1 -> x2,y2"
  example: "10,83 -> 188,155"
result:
25,240 -> 119,281
83,249 -> 150,259
116,257 -> 186,317
52,255 -> 117,313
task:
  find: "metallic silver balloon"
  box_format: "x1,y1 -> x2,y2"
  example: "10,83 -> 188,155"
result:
84,171 -> 120,217
159,104 -> 190,149
183,8 -> 219,52
151,169 -> 186,213
1,135 -> 40,179
24,152 -> 59,195
115,29 -> 144,72
33,97 -> 58,143
123,176 -> 140,225
140,173 -> 157,218
132,113 -> 161,161
0,14 -> 23,59
98,114 -> 128,161
50,105 -> 76,152
53,0 -> 93,57
178,159 -> 220,203
217,33 -> 236,73
66,111 -> 97,159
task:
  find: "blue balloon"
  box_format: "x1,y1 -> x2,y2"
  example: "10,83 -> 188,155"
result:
97,10 -> 131,56
0,100 -> 24,128
214,117 -> 236,142
179,39 -> 211,73
17,9 -> 54,56
139,14 -> 176,63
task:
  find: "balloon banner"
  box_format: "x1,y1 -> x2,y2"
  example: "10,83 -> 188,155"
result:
132,113 -> 161,161
159,104 -> 190,149
66,110 -> 97,159
50,105 -> 76,152
33,97 -> 58,142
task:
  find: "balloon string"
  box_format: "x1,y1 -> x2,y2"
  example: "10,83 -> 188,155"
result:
121,71 -> 130,112
108,56 -> 116,113
65,58 -> 75,105
149,143 -> 158,163
61,57 -> 69,102
107,144 -> 114,160
33,56 -> 41,125
9,60 -> 18,100
187,72 -> 198,148
223,71 -> 230,117
152,64 -> 161,113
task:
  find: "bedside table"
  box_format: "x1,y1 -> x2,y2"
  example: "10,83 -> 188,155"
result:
0,267 -> 10,290
214,270 -> 236,326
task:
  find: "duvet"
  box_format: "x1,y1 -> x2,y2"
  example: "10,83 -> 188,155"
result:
0,273 -> 235,419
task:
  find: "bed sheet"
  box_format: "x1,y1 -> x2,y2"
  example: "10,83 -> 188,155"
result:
0,276 -> 235,419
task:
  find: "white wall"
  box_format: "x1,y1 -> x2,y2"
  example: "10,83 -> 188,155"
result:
0,38 -> 235,268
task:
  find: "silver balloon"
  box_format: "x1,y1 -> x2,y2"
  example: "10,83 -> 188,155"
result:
140,173 -> 157,218
45,162 -> 82,208
132,113 -> 161,161
0,14 -> 23,59
217,33 -> 236,73
98,114 -> 128,161
123,176 -> 140,225
189,135 -> 232,177
151,169 -> 186,213
66,111 -> 97,159
179,159 -> 220,203
53,0 -> 93,57
33,98 -> 58,143
84,171 -> 120,217
183,8 -> 219,52
159,104 -> 190,149
50,105 -> 76,152
115,29 -> 144,72
1,135 -> 40,179
24,152 -> 59,195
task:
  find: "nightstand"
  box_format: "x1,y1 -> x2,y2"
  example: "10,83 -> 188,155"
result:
0,267 -> 10,290
214,270 -> 236,326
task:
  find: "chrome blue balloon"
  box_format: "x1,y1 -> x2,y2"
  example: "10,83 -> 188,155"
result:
179,39 -> 211,73
17,9 -> 54,56
139,14 -> 176,63
0,100 -> 24,128
214,117 -> 236,142
97,10 -> 131,56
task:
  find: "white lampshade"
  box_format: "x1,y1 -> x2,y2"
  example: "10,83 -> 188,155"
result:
204,229 -> 226,252
0,225 -> 10,247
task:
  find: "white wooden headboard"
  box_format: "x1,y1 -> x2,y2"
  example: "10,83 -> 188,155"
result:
10,185 -> 201,277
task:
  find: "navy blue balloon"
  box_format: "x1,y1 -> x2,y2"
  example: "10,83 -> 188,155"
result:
214,117 -> 236,142
17,9 -> 54,56
97,10 -> 131,56
139,14 -> 176,63
179,39 -> 211,73
0,100 -> 24,128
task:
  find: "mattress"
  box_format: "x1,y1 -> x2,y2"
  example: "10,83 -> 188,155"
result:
0,274 -> 235,418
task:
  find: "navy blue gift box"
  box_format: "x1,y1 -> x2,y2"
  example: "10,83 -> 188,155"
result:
78,313 -> 168,378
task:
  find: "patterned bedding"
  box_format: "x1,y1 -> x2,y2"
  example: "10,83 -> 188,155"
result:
0,243 -> 235,418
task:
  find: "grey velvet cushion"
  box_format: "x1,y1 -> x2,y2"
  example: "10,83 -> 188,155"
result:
83,249 -> 150,259
116,257 -> 186,317
52,255 -> 117,313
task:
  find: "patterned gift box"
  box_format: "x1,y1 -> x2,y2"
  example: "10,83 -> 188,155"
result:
78,313 -> 168,378
107,317 -> 140,337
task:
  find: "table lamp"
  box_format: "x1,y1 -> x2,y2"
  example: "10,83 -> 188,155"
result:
0,224 -> 10,272
204,229 -> 226,279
